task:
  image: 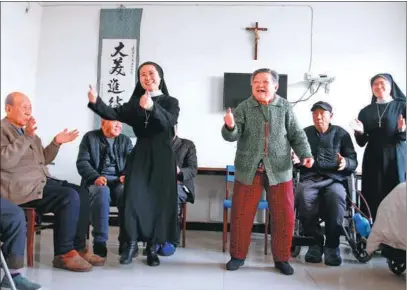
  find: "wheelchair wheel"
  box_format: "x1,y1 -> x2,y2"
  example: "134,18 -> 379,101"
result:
291,245 -> 301,258
352,237 -> 372,263
387,259 -> 406,275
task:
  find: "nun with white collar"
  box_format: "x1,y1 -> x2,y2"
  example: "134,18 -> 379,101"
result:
352,73 -> 406,221
87,61 -> 180,267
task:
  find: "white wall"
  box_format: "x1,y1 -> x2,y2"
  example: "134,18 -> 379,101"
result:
33,2 -> 406,222
0,2 -> 43,112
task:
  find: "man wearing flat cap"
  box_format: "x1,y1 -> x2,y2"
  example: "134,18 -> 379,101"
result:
293,101 -> 358,266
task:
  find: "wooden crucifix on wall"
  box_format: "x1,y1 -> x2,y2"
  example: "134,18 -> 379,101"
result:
246,22 -> 268,60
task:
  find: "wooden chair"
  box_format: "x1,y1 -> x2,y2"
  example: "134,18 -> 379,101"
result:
222,165 -> 269,255
179,202 -> 187,248
22,208 -> 54,267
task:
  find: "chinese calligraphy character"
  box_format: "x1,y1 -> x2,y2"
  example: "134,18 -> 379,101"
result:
110,57 -> 126,76
110,42 -> 128,57
108,78 -> 124,94
108,96 -> 124,108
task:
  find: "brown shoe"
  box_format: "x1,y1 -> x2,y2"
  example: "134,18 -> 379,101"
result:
53,250 -> 93,272
78,247 -> 105,266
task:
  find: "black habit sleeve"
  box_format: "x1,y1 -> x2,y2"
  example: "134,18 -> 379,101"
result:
150,97 -> 180,129
88,97 -> 141,126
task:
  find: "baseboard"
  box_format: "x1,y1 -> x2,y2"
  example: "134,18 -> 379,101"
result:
108,217 -> 267,233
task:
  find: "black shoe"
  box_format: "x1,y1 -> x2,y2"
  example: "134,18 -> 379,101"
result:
226,257 -> 245,271
305,245 -> 323,263
119,241 -> 138,265
93,242 -> 108,258
324,247 -> 342,266
146,244 -> 160,267
275,261 -> 294,275
119,242 -> 138,257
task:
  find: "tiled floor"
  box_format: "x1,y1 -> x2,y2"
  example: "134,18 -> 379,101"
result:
10,227 -> 406,290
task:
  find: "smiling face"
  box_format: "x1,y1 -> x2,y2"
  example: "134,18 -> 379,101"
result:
101,120 -> 122,138
372,77 -> 392,100
251,72 -> 278,102
139,64 -> 161,92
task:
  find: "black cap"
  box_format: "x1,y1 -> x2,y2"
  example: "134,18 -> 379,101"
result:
311,101 -> 332,113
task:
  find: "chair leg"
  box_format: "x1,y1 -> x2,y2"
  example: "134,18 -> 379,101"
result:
182,203 -> 187,248
0,250 -> 18,290
223,208 -> 228,252
25,210 -> 35,268
264,209 -> 269,255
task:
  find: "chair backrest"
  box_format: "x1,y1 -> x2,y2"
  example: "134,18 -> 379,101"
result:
226,165 -> 235,182
225,165 -> 235,199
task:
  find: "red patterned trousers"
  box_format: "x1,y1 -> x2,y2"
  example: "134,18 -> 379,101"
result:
230,172 -> 294,262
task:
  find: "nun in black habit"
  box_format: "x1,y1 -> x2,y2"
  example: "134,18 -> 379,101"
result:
87,61 -> 180,266
353,73 -> 406,221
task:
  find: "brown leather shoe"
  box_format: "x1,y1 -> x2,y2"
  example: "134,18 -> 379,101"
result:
53,250 -> 93,272
78,247 -> 105,266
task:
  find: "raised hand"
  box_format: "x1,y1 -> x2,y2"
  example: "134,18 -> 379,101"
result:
224,108 -> 235,129
25,117 -> 37,137
88,85 -> 97,104
54,129 -> 79,145
140,90 -> 153,109
350,119 -> 364,134
337,153 -> 347,171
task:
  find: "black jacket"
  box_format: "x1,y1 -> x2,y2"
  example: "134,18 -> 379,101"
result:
76,129 -> 133,186
299,125 -> 358,182
172,136 -> 197,203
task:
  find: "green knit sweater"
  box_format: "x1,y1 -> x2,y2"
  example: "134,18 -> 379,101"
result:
222,95 -> 312,185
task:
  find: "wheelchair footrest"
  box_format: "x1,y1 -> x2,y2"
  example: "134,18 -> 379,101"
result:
292,236 -> 318,247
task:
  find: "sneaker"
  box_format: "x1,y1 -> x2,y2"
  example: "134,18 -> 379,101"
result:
275,261 -> 294,275
324,247 -> 342,266
0,274 -> 42,290
305,245 -> 323,263
226,257 -> 245,271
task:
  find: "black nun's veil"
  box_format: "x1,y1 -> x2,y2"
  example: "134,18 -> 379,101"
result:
370,73 -> 406,104
130,61 -> 169,100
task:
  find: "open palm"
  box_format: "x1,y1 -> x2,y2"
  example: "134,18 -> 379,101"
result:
55,129 -> 79,144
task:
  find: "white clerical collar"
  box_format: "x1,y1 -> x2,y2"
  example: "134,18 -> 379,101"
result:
376,97 -> 393,104
149,90 -> 162,97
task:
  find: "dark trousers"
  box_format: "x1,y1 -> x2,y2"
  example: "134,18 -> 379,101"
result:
20,178 -> 90,255
176,184 -> 188,245
89,181 -> 125,244
230,173 -> 295,262
295,176 -> 346,248
0,198 -> 26,269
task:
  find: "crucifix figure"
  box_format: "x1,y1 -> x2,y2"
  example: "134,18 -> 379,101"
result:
246,22 -> 268,60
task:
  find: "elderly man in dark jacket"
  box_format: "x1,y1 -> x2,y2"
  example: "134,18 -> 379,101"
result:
154,126 -> 197,256
294,101 -> 358,267
76,120 -> 133,258
172,125 -> 197,245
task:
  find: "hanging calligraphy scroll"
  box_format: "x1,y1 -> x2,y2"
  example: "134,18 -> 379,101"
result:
99,39 -> 137,108
95,8 -> 143,137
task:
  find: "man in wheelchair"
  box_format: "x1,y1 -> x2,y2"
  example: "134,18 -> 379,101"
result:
293,101 -> 358,266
